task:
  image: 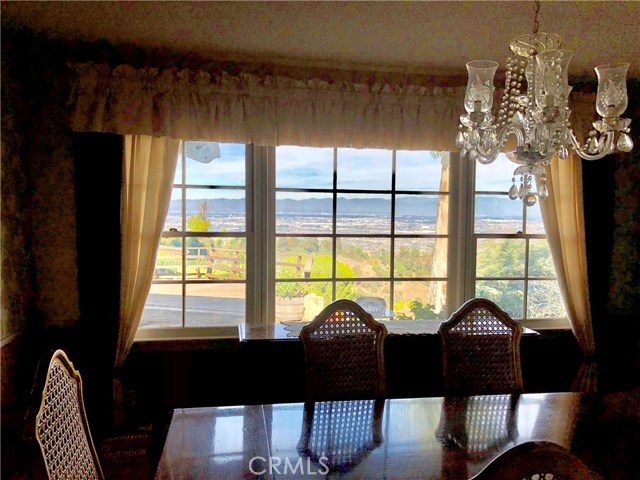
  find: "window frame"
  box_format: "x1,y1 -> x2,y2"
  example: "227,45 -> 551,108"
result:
135,147 -> 568,342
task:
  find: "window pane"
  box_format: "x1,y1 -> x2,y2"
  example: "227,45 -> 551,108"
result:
275,281 -> 330,322
185,189 -> 245,232
338,281 -> 390,305
528,239 -> 555,277
476,239 -> 525,277
526,201 -> 545,234
475,280 -> 524,319
475,195 -> 524,233
475,153 -> 514,192
395,195 -> 448,234
140,284 -> 182,328
396,151 -> 448,192
393,281 -> 447,320
527,281 -> 566,319
185,142 -> 245,186
336,194 -> 391,234
185,283 -> 245,327
165,188 -> 183,231
155,239 -> 183,280
337,238 -> 389,278
394,238 -> 444,278
191,237 -> 246,281
276,192 -> 333,234
276,146 -> 333,189
275,241 -> 319,280
337,148 -> 392,190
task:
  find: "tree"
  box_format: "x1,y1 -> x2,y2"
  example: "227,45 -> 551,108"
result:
187,199 -> 211,232
308,255 -> 356,304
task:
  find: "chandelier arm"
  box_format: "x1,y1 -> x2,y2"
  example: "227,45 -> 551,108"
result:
497,124 -> 526,149
569,129 -> 615,161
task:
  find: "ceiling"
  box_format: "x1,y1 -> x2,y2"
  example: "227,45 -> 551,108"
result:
3,1 -> 640,79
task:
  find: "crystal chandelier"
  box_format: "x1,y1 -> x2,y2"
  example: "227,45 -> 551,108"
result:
456,1 -> 633,206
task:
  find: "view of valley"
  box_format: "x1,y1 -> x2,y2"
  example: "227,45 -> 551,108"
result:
140,202 -> 563,329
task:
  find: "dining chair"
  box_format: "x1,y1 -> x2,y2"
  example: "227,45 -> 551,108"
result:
438,298 -> 524,396
24,349 -> 105,480
300,299 -> 388,401
355,296 -> 392,319
470,440 -> 604,480
297,399 -> 384,473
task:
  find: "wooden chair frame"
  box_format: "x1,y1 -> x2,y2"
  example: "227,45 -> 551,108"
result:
300,299 -> 388,401
439,298 -> 524,396
470,440 -> 604,480
28,349 -> 105,480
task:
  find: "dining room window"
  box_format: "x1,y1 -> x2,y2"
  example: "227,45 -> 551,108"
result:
472,153 -> 566,321
138,143 -> 565,336
139,141 -> 249,329
274,146 -> 449,322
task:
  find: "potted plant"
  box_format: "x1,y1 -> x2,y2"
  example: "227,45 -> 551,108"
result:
275,264 -> 308,322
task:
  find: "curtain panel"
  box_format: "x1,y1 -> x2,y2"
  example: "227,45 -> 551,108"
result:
68,62 -> 467,150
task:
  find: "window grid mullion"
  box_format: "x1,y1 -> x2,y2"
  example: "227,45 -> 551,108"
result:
181,141 -> 187,328
389,150 -> 397,309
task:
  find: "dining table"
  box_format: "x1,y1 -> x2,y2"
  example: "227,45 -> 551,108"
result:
154,390 -> 640,479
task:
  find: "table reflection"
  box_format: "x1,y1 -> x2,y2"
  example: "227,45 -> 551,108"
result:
435,394 -> 519,479
296,399 -> 384,473
157,392 -> 594,479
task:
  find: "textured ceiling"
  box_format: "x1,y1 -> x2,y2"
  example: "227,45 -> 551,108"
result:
3,1 -> 639,79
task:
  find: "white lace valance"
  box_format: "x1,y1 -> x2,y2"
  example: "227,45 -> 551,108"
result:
68,62 -> 466,150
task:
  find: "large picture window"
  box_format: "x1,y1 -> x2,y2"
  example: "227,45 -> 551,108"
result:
274,147 -> 449,322
139,143 -> 565,334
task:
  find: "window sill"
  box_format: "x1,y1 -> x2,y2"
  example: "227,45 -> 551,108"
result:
520,318 -> 572,331
134,326 -> 238,342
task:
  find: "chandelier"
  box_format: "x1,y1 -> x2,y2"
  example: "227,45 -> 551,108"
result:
456,1 -> 633,206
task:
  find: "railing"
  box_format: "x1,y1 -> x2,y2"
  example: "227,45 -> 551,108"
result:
154,246 -> 313,280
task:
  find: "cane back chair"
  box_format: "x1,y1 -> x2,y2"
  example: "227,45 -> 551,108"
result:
470,440 -> 604,480
438,298 -> 524,396
300,299 -> 388,401
29,349 -> 104,480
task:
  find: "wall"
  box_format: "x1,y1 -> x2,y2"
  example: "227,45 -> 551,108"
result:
1,27 -> 639,477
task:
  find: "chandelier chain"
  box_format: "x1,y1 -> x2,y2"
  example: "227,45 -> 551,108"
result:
532,0 -> 540,34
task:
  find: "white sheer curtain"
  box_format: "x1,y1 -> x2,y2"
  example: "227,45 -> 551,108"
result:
539,153 -> 597,392
117,135 -> 181,366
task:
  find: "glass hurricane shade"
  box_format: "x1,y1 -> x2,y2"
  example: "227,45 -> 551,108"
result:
595,63 -> 630,118
464,60 -> 498,113
534,49 -> 573,109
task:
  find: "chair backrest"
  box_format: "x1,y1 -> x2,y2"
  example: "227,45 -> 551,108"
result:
300,299 -> 388,401
470,440 -> 604,480
32,349 -> 104,480
297,399 -> 384,472
438,298 -> 523,396
355,297 -> 387,318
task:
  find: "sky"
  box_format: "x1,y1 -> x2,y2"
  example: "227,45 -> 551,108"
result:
173,142 -> 515,201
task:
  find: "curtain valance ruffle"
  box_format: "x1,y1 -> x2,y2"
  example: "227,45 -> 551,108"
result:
68,62 -> 599,150
68,62 -> 467,150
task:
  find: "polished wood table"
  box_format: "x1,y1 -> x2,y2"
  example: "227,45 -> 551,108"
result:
155,391 -> 640,479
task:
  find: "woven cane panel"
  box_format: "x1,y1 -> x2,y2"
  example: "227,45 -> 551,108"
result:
304,305 -> 386,400
442,304 -> 522,395
304,400 -> 381,471
36,361 -> 101,480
